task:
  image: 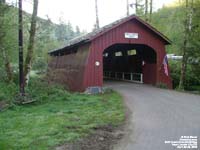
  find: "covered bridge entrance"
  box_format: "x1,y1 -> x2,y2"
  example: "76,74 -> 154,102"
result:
103,43 -> 156,84
48,15 -> 172,92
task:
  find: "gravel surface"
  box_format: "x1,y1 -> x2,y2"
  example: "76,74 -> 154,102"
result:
104,81 -> 200,150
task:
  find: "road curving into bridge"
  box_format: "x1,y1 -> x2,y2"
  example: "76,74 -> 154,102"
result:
104,81 -> 200,150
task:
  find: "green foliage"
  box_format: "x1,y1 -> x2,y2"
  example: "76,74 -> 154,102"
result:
169,60 -> 181,88
151,1 -> 200,91
0,4 -> 85,83
32,57 -> 47,71
0,82 -> 17,103
54,17 -> 78,42
169,60 -> 200,90
152,5 -> 185,54
0,79 -> 125,150
0,5 -> 18,60
184,65 -> 200,90
0,68 -> 7,82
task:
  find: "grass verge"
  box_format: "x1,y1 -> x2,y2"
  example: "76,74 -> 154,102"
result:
0,79 -> 125,150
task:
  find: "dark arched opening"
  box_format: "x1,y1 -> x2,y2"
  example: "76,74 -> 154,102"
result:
103,43 -> 157,84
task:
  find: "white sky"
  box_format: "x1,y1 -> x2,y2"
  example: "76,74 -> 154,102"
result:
8,0 -> 176,32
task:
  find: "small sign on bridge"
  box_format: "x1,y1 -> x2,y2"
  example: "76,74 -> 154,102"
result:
124,32 -> 139,39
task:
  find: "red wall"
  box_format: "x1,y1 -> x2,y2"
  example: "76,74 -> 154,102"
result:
142,63 -> 156,85
83,19 -> 172,90
48,44 -> 90,91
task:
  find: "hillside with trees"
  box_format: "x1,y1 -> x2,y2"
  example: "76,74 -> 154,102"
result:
0,2 -> 85,83
151,1 -> 200,90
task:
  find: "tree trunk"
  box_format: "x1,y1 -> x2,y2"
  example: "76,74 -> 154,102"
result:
145,0 -> 148,21
24,0 -> 38,84
179,0 -> 193,89
1,48 -> 13,82
179,39 -> 188,89
127,0 -> 129,16
149,0 -> 153,22
95,0 -> 100,29
135,0 -> 138,15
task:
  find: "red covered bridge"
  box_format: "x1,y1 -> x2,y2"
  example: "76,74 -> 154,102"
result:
48,15 -> 172,92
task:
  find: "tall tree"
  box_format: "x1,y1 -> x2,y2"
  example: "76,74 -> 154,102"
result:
95,0 -> 100,29
145,0 -> 148,21
127,0 -> 130,16
24,0 -> 38,84
75,26 -> 81,36
135,0 -> 145,16
149,0 -> 153,22
55,18 -> 68,41
0,0 -> 13,82
179,0 -> 194,89
2,48 -> 13,81
18,0 -> 25,95
135,0 -> 138,14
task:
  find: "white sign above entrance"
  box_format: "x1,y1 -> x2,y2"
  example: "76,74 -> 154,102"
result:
124,32 -> 138,39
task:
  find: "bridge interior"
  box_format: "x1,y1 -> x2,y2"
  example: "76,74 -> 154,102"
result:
103,44 -> 156,83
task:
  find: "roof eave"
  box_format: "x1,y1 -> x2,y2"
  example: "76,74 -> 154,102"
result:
48,39 -> 90,55
91,15 -> 172,45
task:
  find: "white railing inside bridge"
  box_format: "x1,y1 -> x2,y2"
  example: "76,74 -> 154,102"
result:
103,71 -> 143,83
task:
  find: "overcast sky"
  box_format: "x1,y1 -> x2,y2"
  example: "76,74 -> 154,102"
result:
8,0 -> 176,31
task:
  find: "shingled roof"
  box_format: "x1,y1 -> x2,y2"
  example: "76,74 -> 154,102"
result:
49,15 -> 171,54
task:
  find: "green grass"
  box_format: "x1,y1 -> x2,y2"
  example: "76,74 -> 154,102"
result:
0,79 -> 125,150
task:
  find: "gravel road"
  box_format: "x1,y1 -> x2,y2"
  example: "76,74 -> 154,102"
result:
104,81 -> 200,150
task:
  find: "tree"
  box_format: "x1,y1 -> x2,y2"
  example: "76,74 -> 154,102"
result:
66,21 -> 74,39
18,0 -> 25,95
127,0 -> 130,16
178,0 -> 194,89
55,18 -> 68,41
135,0 -> 138,14
24,0 -> 38,84
1,48 -> 13,82
0,1 -> 13,82
75,26 -> 81,36
145,0 -> 148,21
95,0 -> 100,29
55,17 -> 76,42
129,0 -> 143,16
135,0 -> 145,16
149,0 -> 153,22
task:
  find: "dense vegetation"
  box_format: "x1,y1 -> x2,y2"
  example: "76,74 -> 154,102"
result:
151,1 -> 200,90
0,3 -> 85,81
0,78 -> 124,149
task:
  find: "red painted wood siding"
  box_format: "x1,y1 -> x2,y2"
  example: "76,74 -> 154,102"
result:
83,19 -> 172,89
48,44 -> 90,91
